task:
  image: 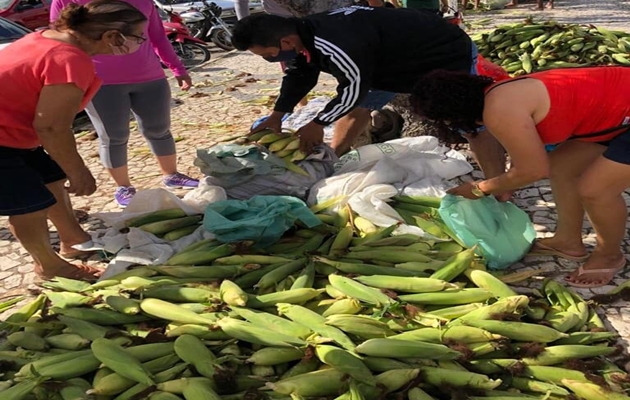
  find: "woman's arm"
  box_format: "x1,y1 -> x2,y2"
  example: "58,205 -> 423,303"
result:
147,4 -> 187,77
33,84 -> 96,196
475,86 -> 550,195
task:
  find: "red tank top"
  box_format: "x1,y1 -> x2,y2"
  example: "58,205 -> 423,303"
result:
486,67 -> 630,144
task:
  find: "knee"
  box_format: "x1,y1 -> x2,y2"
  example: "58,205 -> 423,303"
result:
9,209 -> 48,225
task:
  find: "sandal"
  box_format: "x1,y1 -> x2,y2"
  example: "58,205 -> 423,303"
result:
565,258 -> 626,288
528,241 -> 589,262
60,248 -> 96,260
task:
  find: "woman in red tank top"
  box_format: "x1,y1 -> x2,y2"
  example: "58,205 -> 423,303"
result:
410,66 -> 630,288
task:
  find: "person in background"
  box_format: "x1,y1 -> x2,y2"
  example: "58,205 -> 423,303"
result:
410,66 -> 630,288
50,0 -> 199,209
0,0 -> 147,279
235,0 -> 251,19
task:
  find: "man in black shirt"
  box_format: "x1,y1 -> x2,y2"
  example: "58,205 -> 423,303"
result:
232,6 -> 478,154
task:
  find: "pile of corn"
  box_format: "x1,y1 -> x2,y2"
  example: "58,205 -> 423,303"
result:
236,128 -> 309,177
1,196 -> 629,400
472,20 -> 630,76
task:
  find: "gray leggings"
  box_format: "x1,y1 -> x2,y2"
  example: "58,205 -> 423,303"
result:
234,0 -> 250,19
85,78 -> 176,169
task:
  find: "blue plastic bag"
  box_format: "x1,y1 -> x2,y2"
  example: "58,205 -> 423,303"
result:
438,194 -> 536,270
203,195 -> 321,246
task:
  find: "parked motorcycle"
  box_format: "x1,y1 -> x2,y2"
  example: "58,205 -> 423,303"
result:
180,0 -> 234,51
162,8 -> 212,67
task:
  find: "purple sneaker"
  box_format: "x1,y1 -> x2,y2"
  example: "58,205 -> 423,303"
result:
115,186 -> 136,208
163,172 -> 199,190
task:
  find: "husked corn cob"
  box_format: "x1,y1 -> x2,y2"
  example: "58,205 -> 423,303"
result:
463,320 -> 568,342
91,338 -> 154,385
277,303 -> 356,351
266,368 -> 347,397
355,338 -> 461,360
315,345 -> 376,386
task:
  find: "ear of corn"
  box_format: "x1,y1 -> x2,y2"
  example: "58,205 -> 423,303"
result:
219,280 -> 249,307
140,298 -> 213,326
520,344 -> 616,366
91,338 -> 154,385
328,275 -> 394,307
315,257 -> 422,277
105,295 -> 141,315
321,298 -> 362,317
355,338 -> 461,360
166,243 -> 235,266
362,357 -> 411,372
390,326 -> 503,344
315,345 -> 375,385
462,320 -> 568,342
324,314 -> 396,339
399,288 -> 494,305
419,366 -> 502,390
34,352 -> 101,380
453,295 -> 530,324
0,377 -> 46,400
174,334 -> 219,378
230,307 -> 312,338
408,387 -> 436,400
255,258 -> 308,289
277,303 -> 356,351
427,303 -> 484,320
354,275 -> 456,293
247,347 -> 304,366
7,332 -> 47,351
182,377 -> 222,400
266,368 -> 347,397
216,317 -> 306,347
44,333 -> 90,350
465,269 -> 518,298
125,208 -> 188,228
374,368 -> 420,393
139,215 -> 203,236
248,288 -> 324,308
510,376 -> 569,396
562,379 -> 630,400
429,247 -> 475,282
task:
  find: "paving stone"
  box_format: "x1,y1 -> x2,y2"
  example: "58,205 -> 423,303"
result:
0,257 -> 20,271
4,274 -> 22,289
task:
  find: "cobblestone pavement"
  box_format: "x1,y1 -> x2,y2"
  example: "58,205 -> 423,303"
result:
2,0 -> 630,352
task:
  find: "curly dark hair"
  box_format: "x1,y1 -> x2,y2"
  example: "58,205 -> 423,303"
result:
410,70 -> 495,144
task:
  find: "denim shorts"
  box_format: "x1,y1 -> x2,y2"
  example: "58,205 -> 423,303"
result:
0,146 -> 66,216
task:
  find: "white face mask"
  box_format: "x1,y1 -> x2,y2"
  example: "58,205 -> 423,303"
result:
109,33 -> 143,55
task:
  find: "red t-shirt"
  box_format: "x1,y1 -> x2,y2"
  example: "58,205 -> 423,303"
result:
0,32 -> 102,149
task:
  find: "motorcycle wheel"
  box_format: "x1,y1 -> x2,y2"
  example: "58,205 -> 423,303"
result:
173,42 -> 211,68
210,28 -> 234,51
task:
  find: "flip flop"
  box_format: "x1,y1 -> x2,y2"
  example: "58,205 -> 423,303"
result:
527,241 -> 589,262
60,248 -> 96,260
565,258 -> 626,288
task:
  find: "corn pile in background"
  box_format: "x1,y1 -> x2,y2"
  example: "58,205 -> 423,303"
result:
472,20 -> 630,76
1,196 -> 629,400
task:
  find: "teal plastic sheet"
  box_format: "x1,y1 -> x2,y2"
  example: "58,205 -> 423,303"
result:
438,194 -> 536,270
203,195 -> 322,246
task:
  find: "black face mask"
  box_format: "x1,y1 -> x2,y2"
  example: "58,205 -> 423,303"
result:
264,49 -> 299,63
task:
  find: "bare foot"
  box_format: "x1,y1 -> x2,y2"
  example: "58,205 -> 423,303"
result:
59,243 -> 95,260
565,252 -> 625,288
34,262 -> 101,281
534,237 -> 587,259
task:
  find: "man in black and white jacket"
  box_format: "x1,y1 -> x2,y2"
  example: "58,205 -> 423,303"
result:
231,6 -> 480,156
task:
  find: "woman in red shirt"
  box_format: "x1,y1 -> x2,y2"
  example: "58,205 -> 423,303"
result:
410,66 -> 630,288
0,0 -> 146,280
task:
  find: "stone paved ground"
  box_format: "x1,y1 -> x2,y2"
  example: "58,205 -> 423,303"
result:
2,0 -> 630,354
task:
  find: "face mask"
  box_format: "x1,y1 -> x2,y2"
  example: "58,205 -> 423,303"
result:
264,49 -> 298,63
110,33 -> 142,56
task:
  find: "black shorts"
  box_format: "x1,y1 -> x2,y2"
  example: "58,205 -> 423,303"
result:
0,146 -> 66,216
600,129 -> 630,165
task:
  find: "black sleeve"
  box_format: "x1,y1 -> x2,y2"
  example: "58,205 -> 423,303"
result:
311,36 -> 374,126
273,54 -> 320,114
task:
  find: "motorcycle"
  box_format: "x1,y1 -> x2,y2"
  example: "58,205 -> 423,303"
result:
162,8 -> 212,68
180,0 -> 234,51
